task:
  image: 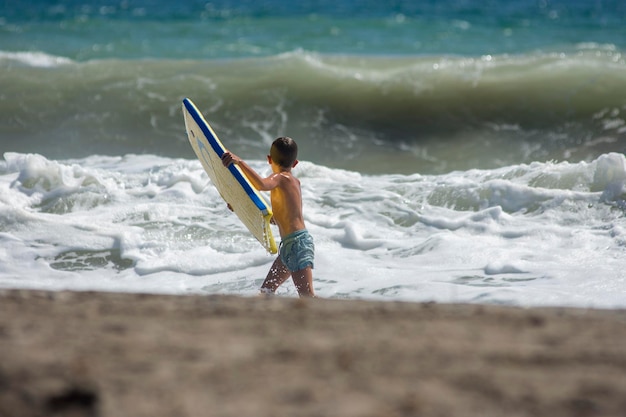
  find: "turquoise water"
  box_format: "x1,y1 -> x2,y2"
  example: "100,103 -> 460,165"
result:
3,1 -> 625,59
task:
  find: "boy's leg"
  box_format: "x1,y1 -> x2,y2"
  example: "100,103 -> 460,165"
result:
260,256 -> 291,294
292,266 -> 315,297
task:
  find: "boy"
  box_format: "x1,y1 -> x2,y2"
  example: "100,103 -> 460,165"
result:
221,137 -> 315,297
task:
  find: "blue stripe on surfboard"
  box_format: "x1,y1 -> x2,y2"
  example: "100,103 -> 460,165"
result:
183,98 -> 269,214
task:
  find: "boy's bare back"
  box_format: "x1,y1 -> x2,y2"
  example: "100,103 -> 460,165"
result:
267,171 -> 305,238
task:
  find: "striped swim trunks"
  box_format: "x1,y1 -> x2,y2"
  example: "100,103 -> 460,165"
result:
279,229 -> 315,272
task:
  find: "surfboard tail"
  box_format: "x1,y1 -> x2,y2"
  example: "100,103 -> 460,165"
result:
262,215 -> 278,254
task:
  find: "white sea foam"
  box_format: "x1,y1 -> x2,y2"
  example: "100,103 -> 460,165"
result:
0,51 -> 74,67
1,152 -> 625,308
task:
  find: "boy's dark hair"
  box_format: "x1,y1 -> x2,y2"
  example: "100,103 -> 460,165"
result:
270,137 -> 298,168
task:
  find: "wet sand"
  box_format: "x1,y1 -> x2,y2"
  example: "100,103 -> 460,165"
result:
1,289 -> 626,417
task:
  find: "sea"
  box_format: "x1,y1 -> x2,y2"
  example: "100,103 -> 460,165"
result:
1,0 -> 625,308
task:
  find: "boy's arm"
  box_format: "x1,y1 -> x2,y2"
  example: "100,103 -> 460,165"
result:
221,151 -> 279,191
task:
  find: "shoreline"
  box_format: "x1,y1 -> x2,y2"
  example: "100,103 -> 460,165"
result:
1,289 -> 626,417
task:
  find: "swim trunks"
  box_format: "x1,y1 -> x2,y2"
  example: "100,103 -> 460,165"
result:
279,229 -> 314,272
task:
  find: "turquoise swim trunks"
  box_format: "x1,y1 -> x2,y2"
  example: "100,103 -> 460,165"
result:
279,229 -> 315,272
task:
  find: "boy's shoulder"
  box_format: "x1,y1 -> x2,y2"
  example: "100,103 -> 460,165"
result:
281,170 -> 299,181
275,171 -> 301,188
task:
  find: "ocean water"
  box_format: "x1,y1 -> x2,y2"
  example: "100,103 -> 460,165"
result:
1,1 -> 625,307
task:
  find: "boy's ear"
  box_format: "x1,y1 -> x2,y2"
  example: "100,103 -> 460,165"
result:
267,155 -> 272,164
292,160 -> 299,168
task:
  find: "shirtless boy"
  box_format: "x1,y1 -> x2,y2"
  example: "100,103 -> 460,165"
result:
221,137 -> 315,297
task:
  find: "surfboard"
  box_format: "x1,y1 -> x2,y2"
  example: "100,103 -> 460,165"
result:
182,98 -> 277,254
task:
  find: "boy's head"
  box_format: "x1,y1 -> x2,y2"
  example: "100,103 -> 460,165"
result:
270,137 -> 298,168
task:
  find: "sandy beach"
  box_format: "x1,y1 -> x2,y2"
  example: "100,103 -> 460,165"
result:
1,289 -> 625,417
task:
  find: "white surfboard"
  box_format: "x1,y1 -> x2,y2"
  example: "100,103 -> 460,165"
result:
182,98 -> 277,254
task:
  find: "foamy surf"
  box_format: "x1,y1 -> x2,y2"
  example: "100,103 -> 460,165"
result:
1,152 -> 624,308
